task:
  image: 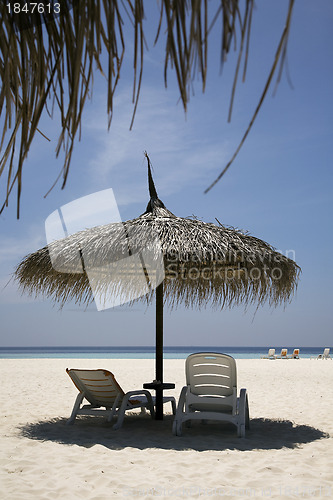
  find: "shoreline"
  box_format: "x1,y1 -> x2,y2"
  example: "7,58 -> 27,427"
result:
0,345 -> 330,360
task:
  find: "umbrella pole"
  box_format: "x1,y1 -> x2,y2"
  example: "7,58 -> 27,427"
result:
155,281 -> 163,420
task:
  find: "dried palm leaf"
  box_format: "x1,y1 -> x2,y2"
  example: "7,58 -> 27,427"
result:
0,0 -> 294,217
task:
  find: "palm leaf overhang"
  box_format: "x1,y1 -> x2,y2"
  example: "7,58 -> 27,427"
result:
14,158 -> 301,312
0,0 -> 295,217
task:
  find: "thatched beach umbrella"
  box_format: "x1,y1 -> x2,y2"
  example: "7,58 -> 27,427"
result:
15,155 -> 300,419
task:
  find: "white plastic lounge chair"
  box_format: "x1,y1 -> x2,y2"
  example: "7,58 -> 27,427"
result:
289,348 -> 300,359
66,368 -> 176,429
261,348 -> 276,359
172,353 -> 249,437
317,348 -> 331,360
277,348 -> 288,359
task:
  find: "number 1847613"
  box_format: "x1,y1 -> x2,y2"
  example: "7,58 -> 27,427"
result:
6,3 -> 61,14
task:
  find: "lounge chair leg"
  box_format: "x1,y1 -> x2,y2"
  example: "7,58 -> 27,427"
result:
238,388 -> 249,436
113,393 -> 132,430
172,420 -> 177,435
245,400 -> 250,430
238,424 -> 245,438
144,392 -> 155,419
172,419 -> 183,436
107,394 -> 121,423
113,414 -> 124,430
67,392 -> 84,425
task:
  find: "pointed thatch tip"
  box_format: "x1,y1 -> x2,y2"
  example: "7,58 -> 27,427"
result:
144,151 -> 166,213
145,151 -> 158,200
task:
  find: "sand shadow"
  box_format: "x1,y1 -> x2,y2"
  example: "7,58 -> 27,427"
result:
18,415 -> 329,452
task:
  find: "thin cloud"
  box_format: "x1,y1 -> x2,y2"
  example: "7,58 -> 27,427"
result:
0,231 -> 46,304
0,276 -> 37,305
0,233 -> 45,265
83,86 -> 231,206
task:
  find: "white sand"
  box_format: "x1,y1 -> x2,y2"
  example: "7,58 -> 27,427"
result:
0,358 -> 332,499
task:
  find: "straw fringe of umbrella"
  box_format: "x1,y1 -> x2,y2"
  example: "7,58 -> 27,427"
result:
14,191 -> 300,312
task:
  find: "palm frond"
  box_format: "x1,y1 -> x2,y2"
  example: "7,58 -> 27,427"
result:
0,0 -> 294,217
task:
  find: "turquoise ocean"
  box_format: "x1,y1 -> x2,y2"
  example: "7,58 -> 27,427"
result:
0,346 -> 329,359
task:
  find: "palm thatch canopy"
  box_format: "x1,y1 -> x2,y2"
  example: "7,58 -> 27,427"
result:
15,158 -> 300,312
0,0 -> 294,216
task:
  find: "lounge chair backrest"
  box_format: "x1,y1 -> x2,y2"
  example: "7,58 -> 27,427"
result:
292,349 -> 299,358
323,348 -> 330,358
281,349 -> 288,357
173,352 -> 249,436
268,349 -> 275,357
185,353 -> 237,411
67,369 -> 124,407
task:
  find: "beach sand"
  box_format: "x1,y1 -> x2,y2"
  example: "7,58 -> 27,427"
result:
0,358 -> 332,499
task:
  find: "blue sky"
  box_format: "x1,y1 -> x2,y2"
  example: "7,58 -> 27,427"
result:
0,1 -> 332,347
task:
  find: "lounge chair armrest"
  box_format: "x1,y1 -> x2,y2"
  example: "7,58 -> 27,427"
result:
125,389 -> 153,399
113,389 -> 155,430
124,389 -> 155,415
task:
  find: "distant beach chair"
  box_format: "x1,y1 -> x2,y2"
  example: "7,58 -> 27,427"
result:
66,368 -> 176,429
289,348 -> 300,359
317,348 -> 331,360
277,348 -> 288,359
172,353 -> 249,437
261,348 -> 276,359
